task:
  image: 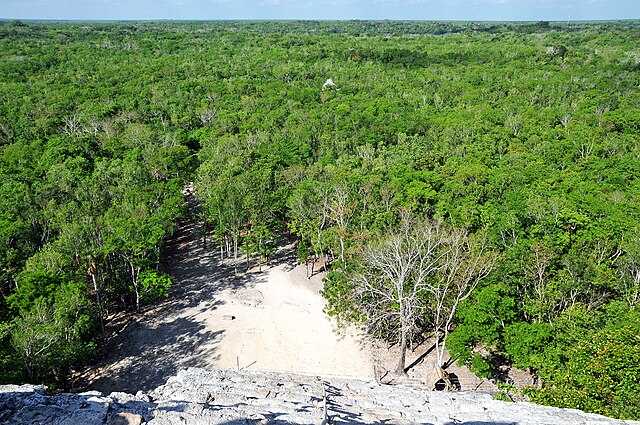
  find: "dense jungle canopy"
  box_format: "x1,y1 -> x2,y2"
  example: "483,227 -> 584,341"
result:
0,19 -> 639,419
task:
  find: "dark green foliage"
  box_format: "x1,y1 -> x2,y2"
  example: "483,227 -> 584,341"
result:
504,322 -> 553,370
469,354 -> 493,379
139,271 -> 172,305
446,283 -> 518,378
530,306 -> 640,420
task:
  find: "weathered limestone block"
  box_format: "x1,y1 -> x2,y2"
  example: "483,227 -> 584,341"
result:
108,412 -> 143,425
1,368 -> 638,425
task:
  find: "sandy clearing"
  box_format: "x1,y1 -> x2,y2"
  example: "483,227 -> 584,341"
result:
76,193 -> 490,394
76,205 -> 374,393
209,262 -> 374,379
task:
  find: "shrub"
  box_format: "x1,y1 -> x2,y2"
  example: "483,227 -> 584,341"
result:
503,322 -> 552,370
10,281 -> 95,384
531,313 -> 640,420
139,271 -> 172,305
470,353 -> 493,378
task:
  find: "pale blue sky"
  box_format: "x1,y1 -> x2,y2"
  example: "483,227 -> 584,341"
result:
1,0 -> 637,21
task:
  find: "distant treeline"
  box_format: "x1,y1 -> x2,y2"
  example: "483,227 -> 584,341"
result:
2,19 -> 640,38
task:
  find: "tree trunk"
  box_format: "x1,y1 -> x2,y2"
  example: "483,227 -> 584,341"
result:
434,365 -> 454,391
245,237 -> 251,272
433,331 -> 454,390
234,235 -> 238,260
130,262 -> 140,312
434,330 -> 447,372
233,234 -> 239,275
395,327 -> 407,375
25,362 -> 33,381
89,264 -> 105,334
310,257 -> 315,279
202,225 -> 207,249
258,236 -> 263,272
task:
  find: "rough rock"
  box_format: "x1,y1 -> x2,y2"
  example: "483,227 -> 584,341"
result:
109,412 -> 143,425
1,367 -> 637,425
322,79 -> 336,90
232,288 -> 264,307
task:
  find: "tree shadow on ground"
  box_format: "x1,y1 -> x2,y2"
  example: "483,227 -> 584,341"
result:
158,219 -> 265,313
323,382 -> 399,424
76,193 -> 303,395
266,241 -> 298,272
76,314 -> 225,394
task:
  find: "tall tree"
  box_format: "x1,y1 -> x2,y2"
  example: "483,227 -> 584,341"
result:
354,217 -> 494,377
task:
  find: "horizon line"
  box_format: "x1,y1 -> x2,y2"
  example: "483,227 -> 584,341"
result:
1,18 -> 639,23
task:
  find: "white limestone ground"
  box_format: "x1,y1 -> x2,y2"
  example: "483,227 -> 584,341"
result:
211,259 -> 374,379
77,189 -> 495,395
76,204 -> 373,394
2,367 -> 638,425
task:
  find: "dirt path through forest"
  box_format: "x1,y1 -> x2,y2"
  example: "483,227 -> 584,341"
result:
76,197 -> 374,394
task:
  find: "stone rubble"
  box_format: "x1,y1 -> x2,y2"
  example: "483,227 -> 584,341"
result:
1,367 -> 638,425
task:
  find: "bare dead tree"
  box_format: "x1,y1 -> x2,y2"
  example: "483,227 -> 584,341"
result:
354,217 -> 446,375
424,229 -> 496,388
621,262 -> 640,307
0,120 -> 14,145
546,45 -> 568,59
199,108 -> 217,126
61,114 -> 83,136
354,217 -> 495,381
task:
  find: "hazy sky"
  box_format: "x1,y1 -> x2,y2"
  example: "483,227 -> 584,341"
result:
1,0 -> 638,21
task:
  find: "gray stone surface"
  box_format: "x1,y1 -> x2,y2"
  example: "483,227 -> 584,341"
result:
1,367 -> 637,425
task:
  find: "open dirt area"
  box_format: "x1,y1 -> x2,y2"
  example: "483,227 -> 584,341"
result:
211,261 -> 374,379
75,205 -> 374,394
76,194 -> 497,395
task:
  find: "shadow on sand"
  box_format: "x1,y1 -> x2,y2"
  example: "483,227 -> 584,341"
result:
75,198 -> 269,394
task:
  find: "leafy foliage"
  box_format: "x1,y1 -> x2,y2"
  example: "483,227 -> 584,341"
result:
530,306 -> 640,420
1,20 -> 639,418
139,271 -> 172,305
10,281 -> 96,384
